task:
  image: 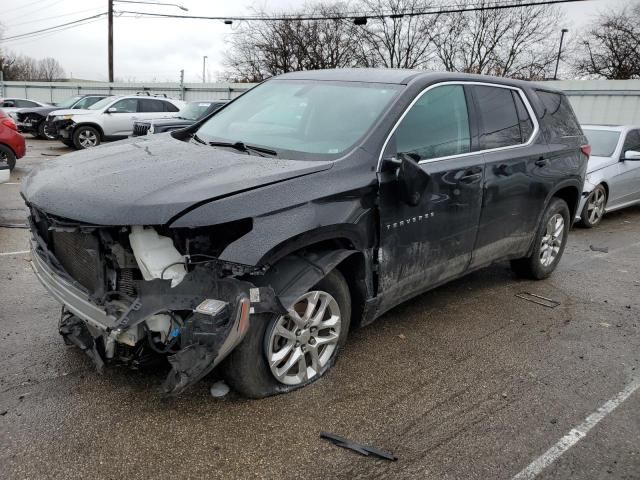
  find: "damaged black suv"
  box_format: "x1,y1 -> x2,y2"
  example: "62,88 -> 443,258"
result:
23,69 -> 588,397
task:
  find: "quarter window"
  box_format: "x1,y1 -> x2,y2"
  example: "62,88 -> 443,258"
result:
473,86 -> 523,150
394,85 -> 471,161
162,100 -> 179,112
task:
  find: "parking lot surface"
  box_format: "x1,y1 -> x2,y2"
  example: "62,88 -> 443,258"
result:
1,139 -> 639,479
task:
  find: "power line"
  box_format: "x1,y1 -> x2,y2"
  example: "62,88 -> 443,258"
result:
3,7 -> 105,29
1,17 -> 106,46
116,0 -> 588,22
1,13 -> 108,41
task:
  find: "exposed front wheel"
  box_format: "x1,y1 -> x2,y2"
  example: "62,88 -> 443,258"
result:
72,126 -> 101,149
223,269 -> 351,398
510,197 -> 570,280
580,184 -> 606,228
38,121 -> 58,140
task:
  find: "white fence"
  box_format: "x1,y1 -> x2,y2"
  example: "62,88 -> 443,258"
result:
2,78 -> 640,125
0,81 -> 256,104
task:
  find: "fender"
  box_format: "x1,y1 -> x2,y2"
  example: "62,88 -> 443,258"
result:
252,249 -> 358,309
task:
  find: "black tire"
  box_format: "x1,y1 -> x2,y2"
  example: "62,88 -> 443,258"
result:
510,197 -> 570,280
223,269 -> 351,399
0,144 -> 16,171
580,184 -> 607,228
37,120 -> 57,140
72,126 -> 101,149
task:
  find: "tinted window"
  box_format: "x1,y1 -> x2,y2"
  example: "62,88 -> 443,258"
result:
513,91 -> 534,142
536,90 -> 581,139
622,130 -> 640,155
110,98 -> 138,113
473,86 -> 522,149
16,100 -> 38,107
394,85 -> 470,161
139,99 -> 164,112
582,129 -> 621,157
1,101 -> 16,107
162,101 -> 179,112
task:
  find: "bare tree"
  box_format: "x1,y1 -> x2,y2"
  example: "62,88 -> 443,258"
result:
37,57 -> 65,81
574,3 -> 640,79
431,1 -> 563,79
354,0 -> 440,69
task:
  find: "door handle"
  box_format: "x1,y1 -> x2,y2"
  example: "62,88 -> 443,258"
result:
459,169 -> 482,184
535,157 -> 548,167
494,163 -> 511,176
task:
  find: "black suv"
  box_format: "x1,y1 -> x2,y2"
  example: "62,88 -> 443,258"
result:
22,69 -> 588,397
16,95 -> 108,139
132,100 -> 227,136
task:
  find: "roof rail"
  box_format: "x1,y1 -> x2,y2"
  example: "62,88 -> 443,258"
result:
134,91 -> 168,98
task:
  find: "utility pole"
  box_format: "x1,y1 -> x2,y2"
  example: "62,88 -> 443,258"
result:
202,56 -> 207,84
553,28 -> 568,81
108,0 -> 114,82
179,69 -> 185,100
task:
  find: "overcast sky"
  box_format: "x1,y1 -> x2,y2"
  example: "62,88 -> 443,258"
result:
0,0 -> 633,83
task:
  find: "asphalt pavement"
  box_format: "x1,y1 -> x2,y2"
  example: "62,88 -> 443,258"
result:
1,138 -> 639,479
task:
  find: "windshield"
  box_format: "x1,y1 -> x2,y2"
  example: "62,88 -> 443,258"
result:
89,96 -> 117,111
57,96 -> 82,109
583,129 -> 621,157
196,79 -> 402,159
180,102 -> 214,121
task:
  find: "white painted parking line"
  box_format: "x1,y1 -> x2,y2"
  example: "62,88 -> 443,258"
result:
0,250 -> 29,256
1,182 -> 21,185
512,376 -> 640,480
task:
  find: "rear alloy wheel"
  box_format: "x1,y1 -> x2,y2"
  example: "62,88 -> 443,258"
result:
580,184 -> 606,228
0,144 -> 16,171
223,270 -> 351,398
72,126 -> 101,149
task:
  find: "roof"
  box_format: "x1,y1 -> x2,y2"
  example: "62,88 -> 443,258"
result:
273,68 -> 556,91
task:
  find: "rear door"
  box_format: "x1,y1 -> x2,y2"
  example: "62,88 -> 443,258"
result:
615,129 -> 640,205
468,84 -> 549,268
377,84 -> 484,311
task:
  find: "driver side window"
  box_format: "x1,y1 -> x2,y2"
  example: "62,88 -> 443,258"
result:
394,85 -> 471,161
109,99 -> 138,113
622,130 -> 640,154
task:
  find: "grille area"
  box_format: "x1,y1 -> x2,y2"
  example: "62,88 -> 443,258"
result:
51,231 -> 103,292
132,122 -> 151,136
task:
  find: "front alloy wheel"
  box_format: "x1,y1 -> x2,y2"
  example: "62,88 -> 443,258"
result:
73,126 -> 101,149
539,213 -> 564,267
267,291 -> 341,386
581,184 -> 606,228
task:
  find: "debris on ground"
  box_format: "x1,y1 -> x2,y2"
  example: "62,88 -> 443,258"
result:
210,381 -> 230,398
515,292 -> 560,308
590,245 -> 609,253
320,432 -> 397,461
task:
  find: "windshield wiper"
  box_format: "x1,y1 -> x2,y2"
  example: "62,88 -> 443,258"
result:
192,133 -> 207,145
208,141 -> 277,157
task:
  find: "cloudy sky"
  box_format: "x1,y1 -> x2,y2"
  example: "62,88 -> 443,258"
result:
0,0 -> 632,83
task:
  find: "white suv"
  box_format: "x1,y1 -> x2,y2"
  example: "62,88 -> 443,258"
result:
48,94 -> 185,149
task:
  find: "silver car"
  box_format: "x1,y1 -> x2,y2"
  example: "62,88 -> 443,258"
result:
578,125 -> 640,227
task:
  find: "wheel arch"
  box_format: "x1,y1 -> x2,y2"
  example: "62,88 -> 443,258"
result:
549,182 -> 581,221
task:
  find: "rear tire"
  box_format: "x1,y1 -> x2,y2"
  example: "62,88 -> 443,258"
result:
510,197 -> 570,280
0,144 -> 16,171
72,126 -> 101,149
580,184 -> 606,228
223,269 -> 351,398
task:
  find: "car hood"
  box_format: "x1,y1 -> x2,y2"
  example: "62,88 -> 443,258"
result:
16,106 -> 58,116
22,135 -> 333,225
49,108 -> 93,117
587,155 -> 617,173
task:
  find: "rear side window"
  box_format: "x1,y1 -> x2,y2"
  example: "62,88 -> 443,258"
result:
139,99 -> 165,112
536,90 -> 581,140
16,99 -> 39,107
394,84 -> 471,161
622,130 -> 640,154
162,101 -> 179,112
472,86 -> 523,150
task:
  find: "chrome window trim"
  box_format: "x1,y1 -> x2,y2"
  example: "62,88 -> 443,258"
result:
377,81 -> 541,171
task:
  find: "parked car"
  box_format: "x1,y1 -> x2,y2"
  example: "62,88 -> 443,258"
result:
22,69 -> 588,397
578,125 -> 640,227
0,97 -> 50,117
48,94 -> 185,149
0,110 -> 26,171
132,100 -> 228,136
16,94 -> 110,140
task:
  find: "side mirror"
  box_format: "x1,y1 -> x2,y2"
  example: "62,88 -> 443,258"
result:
622,150 -> 640,161
106,107 -> 117,114
0,164 -> 10,184
391,152 -> 430,206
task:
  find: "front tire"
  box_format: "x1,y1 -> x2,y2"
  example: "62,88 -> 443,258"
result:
0,144 -> 16,171
72,126 -> 101,149
511,197 -> 570,280
38,121 -> 58,140
580,184 -> 606,228
223,269 -> 351,398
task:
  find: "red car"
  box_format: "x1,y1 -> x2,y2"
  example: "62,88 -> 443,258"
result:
0,109 -> 26,170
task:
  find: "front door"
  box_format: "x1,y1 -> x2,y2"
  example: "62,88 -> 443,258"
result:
101,98 -> 139,136
614,129 -> 640,206
377,84 -> 484,312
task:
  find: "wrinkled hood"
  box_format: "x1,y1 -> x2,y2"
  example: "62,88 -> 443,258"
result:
16,106 -> 59,117
587,155 -> 617,173
48,108 -> 93,117
22,135 -> 333,225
